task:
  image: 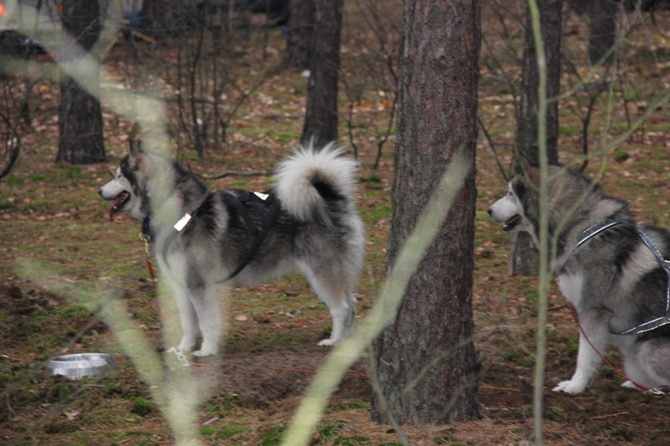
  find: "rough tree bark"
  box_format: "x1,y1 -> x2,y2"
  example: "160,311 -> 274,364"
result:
511,0 -> 562,276
56,0 -> 105,164
300,0 -> 342,148
589,0 -> 619,65
371,0 -> 482,425
282,0 -> 316,69
566,0 -> 620,66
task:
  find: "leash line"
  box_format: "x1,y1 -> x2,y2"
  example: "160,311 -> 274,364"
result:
270,366 -> 369,378
139,232 -> 158,294
0,354 -> 36,363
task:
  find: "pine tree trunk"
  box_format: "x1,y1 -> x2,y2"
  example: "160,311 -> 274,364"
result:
371,0 -> 482,425
56,0 -> 105,164
589,0 -> 619,66
300,0 -> 342,147
282,0 -> 316,68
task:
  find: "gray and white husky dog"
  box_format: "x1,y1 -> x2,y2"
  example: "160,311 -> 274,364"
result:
99,141 -> 364,357
489,164 -> 670,393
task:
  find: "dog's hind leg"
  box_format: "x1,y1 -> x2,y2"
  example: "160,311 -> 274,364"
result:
622,338 -> 670,390
318,292 -> 357,346
299,265 -> 357,346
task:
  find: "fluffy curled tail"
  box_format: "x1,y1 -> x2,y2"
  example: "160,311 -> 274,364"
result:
275,142 -> 358,226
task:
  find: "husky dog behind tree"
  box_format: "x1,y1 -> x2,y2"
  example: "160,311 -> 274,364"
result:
99,141 -> 365,357
489,164 -> 670,393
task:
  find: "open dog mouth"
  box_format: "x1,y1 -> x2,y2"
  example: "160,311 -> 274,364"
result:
108,191 -> 130,220
503,214 -> 521,231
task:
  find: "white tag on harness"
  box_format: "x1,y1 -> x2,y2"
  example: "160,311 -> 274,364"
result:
174,213 -> 192,232
254,192 -> 269,201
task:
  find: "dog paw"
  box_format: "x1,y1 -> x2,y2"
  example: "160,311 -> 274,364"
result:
317,338 -> 337,346
177,337 -> 196,352
552,380 -> 586,394
621,380 -> 655,392
192,349 -> 217,357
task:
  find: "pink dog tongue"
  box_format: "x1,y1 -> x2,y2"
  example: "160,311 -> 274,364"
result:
108,191 -> 129,221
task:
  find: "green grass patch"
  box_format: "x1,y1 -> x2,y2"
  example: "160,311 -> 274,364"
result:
502,347 -> 530,364
333,436 -> 373,445
331,399 -> 371,412
26,199 -> 60,213
130,396 -> 153,416
361,202 -> 391,224
318,420 -> 346,443
200,424 -> 251,440
258,423 -> 286,446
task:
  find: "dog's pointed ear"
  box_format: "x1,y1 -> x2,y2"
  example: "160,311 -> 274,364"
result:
526,164 -> 541,189
128,139 -> 144,169
518,157 -> 540,189
519,156 -> 532,174
128,139 -> 139,157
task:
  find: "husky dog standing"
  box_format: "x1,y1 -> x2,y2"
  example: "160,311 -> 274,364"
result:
488,164 -> 670,393
99,141 -> 364,357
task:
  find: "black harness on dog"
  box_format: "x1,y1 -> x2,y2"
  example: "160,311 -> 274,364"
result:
574,219 -> 670,335
218,189 -> 281,283
145,189 -> 281,283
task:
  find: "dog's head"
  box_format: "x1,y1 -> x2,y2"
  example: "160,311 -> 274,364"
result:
487,173 -> 534,235
99,140 -> 147,221
488,164 -> 597,242
487,161 -> 557,238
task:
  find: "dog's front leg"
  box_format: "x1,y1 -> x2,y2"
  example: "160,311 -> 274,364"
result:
553,314 -> 608,394
173,285 -> 199,352
189,285 -> 222,357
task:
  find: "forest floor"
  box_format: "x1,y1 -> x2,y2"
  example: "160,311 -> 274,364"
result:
3,3 -> 670,445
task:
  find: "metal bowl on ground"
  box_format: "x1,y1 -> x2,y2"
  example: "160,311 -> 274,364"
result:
45,353 -> 115,380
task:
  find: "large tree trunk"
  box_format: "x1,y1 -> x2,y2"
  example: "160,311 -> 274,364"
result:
371,0 -> 482,425
300,0 -> 342,147
282,0 -> 316,68
589,0 -> 619,66
511,0 -> 562,276
56,0 -> 105,164
566,0 -> 620,66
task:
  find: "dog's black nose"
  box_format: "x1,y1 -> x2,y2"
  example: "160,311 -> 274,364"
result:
487,207 -> 492,216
